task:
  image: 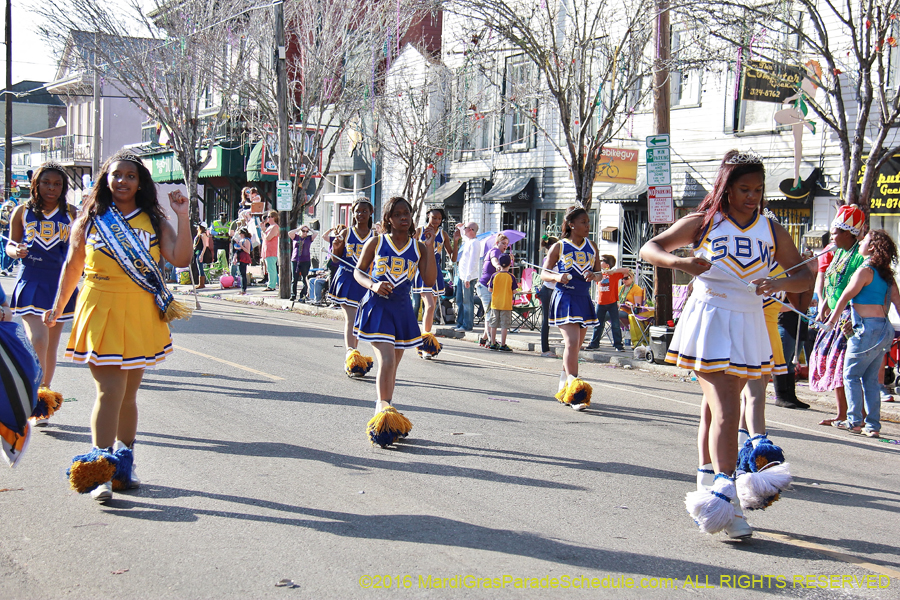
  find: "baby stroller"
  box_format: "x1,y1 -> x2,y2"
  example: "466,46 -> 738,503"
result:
434,269 -> 456,325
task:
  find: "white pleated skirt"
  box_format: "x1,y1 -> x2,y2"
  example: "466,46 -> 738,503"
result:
666,295 -> 773,379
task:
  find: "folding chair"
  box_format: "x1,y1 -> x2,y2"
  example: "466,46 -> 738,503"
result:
628,306 -> 654,346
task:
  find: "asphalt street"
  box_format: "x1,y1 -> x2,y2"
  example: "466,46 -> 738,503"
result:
1,294 -> 898,599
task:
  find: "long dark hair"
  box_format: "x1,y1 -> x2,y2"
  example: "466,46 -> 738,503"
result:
695,150 -> 766,233
866,229 -> 898,284
80,150 -> 167,237
562,205 -> 587,238
28,163 -> 69,213
381,196 -> 415,236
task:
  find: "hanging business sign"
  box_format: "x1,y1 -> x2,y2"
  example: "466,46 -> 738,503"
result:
741,60 -> 804,103
855,154 -> 900,215
593,147 -> 639,184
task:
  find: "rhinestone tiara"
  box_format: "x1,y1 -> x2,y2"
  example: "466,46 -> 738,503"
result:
109,149 -> 145,165
40,160 -> 66,172
725,150 -> 763,165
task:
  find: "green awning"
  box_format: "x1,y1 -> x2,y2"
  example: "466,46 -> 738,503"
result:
147,146 -> 245,184
246,141 -> 277,182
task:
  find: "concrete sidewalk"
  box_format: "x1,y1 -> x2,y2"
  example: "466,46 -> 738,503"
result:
173,274 -> 900,424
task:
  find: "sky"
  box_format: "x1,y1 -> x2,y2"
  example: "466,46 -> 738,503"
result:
1,1 -> 61,85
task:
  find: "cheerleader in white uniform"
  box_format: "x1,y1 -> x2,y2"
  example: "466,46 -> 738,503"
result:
411,208 -> 457,359
328,198 -> 375,377
542,206 -> 601,411
354,197 -> 436,446
640,150 -> 812,538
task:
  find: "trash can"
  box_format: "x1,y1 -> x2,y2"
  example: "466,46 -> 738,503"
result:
649,325 -> 674,365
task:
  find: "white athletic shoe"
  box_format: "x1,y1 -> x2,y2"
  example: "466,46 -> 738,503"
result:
91,481 -> 113,503
725,499 -> 753,539
571,403 -> 588,412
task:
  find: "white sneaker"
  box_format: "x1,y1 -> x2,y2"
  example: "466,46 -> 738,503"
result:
90,481 -> 113,502
571,403 -> 588,412
725,500 -> 752,539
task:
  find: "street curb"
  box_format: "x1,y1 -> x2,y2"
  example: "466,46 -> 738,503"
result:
174,287 -> 900,424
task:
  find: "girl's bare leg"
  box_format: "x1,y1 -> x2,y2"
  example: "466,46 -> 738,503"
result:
89,365 -> 143,448
22,315 -> 63,387
696,371 -> 744,475
370,342 -> 405,410
341,305 -> 359,350
422,292 -> 436,333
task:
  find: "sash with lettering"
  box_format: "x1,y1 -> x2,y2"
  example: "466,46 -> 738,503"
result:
92,206 -> 192,322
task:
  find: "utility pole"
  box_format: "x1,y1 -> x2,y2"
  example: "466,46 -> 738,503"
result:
274,0 -> 291,299
651,0 -> 673,325
92,35 -> 101,180
4,0 -> 12,202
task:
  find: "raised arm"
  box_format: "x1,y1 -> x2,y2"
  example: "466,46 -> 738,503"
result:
754,222 -> 814,296
6,205 -> 27,259
418,227 -> 437,288
160,191 -> 193,267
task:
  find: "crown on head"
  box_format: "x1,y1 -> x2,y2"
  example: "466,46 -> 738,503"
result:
725,150 -> 764,165
109,149 -> 145,166
40,160 -> 66,173
831,204 -> 865,236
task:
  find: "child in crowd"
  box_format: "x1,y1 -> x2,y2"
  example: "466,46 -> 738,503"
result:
586,254 -> 631,351
487,254 -> 517,351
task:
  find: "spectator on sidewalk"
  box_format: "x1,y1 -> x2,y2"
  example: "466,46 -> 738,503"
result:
453,221 -> 480,332
476,234 -> 512,347
211,212 -> 231,263
190,223 -> 213,289
586,254 -> 630,351
488,254 -> 517,351
235,228 -> 252,295
261,210 -> 280,291
289,224 -> 318,301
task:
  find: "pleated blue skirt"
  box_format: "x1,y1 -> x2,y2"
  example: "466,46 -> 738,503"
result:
328,265 -> 367,307
549,288 -> 598,328
354,286 -> 423,349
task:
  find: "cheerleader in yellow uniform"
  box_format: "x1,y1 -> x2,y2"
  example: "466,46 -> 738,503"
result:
45,150 -> 193,502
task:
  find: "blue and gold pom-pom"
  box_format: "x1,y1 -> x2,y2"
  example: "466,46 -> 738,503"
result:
345,349 -> 374,378
111,446 -> 136,491
366,406 -> 412,448
738,435 -> 786,473
419,332 -> 442,358
68,447 -> 118,494
32,387 -> 63,420
564,378 -> 592,407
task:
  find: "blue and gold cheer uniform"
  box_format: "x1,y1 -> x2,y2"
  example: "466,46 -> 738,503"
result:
412,229 -> 445,295
354,235 -> 425,349
549,238 -> 599,328
11,206 -> 78,321
329,227 -> 372,308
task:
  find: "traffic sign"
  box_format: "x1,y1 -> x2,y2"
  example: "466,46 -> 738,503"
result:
646,147 -> 671,186
646,134 -> 670,148
648,185 -> 674,224
276,180 -> 292,211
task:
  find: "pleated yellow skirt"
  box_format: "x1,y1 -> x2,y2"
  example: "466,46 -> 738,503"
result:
65,283 -> 172,370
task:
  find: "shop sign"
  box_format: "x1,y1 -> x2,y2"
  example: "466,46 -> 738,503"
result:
857,155 -> 900,215
742,60 -> 803,104
594,147 -> 639,184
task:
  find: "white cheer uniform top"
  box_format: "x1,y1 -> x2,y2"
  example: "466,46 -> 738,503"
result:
692,212 -> 777,313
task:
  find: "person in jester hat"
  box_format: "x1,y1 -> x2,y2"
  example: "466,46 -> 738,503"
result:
353,196 -> 436,447
45,149 -> 194,502
328,196 -> 375,378
6,162 -> 78,426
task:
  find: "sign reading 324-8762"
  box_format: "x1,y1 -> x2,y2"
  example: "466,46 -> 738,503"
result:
646,148 -> 671,186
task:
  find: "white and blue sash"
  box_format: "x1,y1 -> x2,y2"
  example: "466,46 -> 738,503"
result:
92,206 -> 190,322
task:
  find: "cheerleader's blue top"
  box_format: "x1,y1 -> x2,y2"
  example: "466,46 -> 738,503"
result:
343,227 -> 372,267
20,206 -> 73,273
555,238 -> 596,296
371,234 -> 422,295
